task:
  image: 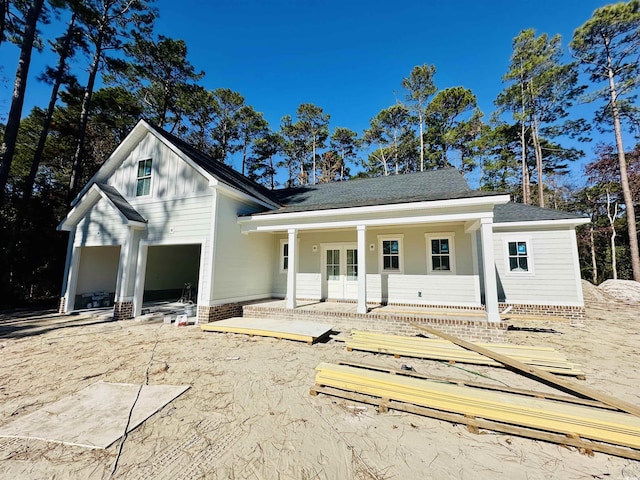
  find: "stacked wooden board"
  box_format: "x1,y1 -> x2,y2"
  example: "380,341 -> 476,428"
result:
311,362 -> 640,459
345,330 -> 585,377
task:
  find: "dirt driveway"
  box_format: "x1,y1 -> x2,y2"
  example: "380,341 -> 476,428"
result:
0,302 -> 639,479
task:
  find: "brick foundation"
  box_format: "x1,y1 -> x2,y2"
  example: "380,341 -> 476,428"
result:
243,304 -> 507,343
58,297 -> 66,314
197,302 -> 246,324
499,303 -> 585,323
113,301 -> 134,320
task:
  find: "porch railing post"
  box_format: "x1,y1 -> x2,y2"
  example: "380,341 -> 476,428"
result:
480,217 -> 500,322
357,225 -> 367,314
286,228 -> 298,309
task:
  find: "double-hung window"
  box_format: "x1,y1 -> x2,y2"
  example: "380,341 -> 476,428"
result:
426,233 -> 456,274
507,240 -> 530,272
378,235 -> 404,273
136,159 -> 152,196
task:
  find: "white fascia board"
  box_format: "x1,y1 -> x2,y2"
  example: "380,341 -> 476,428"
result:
238,194 -> 511,225
493,218 -> 590,230
58,185 -> 102,230
243,211 -> 494,234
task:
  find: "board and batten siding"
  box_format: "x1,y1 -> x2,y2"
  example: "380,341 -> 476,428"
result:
212,192 -> 274,303
109,131 -> 210,199
74,197 -> 130,247
494,229 -> 581,306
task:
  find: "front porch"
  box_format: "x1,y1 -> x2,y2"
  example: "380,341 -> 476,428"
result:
242,299 -> 507,343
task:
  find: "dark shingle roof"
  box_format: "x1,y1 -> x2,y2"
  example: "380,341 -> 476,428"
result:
97,183 -> 147,223
146,123 -> 280,208
494,202 -> 588,223
260,168 -> 504,214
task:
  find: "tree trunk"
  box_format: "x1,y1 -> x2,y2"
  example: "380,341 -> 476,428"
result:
419,111 -> 424,172
0,0 -> 8,48
590,224 -> 598,284
68,12 -> 107,202
531,113 -> 545,208
607,191 -> 618,280
311,136 -> 316,184
0,0 -> 46,205
606,46 -> 640,281
519,120 -> 530,204
23,13 -> 77,206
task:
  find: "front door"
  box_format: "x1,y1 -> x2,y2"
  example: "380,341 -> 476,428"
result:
323,243 -> 358,300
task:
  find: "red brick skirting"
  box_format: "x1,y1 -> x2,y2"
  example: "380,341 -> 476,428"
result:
113,301 -> 134,320
58,297 -> 66,314
499,303 -> 585,323
198,302 -> 245,324
243,304 -> 507,343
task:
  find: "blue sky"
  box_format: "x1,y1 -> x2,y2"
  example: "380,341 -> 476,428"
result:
0,0 -> 631,186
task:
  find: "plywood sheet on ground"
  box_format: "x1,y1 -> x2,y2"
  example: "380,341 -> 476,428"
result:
201,317 -> 333,344
0,382 -> 189,449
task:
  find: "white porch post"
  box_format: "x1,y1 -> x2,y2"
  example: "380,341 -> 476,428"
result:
286,228 -> 298,309
60,227 -> 79,313
480,217 -> 500,322
357,225 -> 367,314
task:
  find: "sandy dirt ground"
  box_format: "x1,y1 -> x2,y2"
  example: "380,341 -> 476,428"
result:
0,298 -> 639,479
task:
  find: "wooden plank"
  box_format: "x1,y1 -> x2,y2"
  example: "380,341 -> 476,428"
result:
412,324 -> 640,417
336,361 -> 613,410
201,317 -> 333,344
309,385 -> 640,461
314,363 -> 640,449
346,331 -> 585,376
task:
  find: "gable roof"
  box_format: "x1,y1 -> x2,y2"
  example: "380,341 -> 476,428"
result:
259,168 -> 505,215
144,122 -> 280,208
97,183 -> 147,224
58,183 -> 147,231
494,202 -> 588,224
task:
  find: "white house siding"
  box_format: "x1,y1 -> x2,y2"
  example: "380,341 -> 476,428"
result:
493,228 -> 581,306
271,224 -> 478,305
74,197 -> 130,247
109,131 -> 210,199
212,193 -> 274,303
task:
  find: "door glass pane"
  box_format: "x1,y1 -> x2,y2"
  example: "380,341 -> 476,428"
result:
327,249 -> 340,280
346,248 -> 357,280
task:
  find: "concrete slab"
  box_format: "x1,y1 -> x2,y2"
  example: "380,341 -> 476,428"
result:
0,382 -> 189,449
201,317 -> 334,344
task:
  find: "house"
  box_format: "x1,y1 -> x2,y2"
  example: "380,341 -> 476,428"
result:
57,120 -> 590,330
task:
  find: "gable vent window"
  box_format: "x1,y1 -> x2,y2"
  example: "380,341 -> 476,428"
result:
136,159 -> 152,196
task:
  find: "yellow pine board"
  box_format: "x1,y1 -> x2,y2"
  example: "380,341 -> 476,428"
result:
201,317 -> 333,344
347,331 -> 584,376
314,363 -> 640,449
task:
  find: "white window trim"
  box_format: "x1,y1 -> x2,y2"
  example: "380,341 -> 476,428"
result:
377,234 -> 404,274
503,236 -> 535,276
279,239 -> 289,273
136,157 -> 153,198
426,232 -> 456,275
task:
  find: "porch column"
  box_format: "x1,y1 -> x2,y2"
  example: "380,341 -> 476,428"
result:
286,228 -> 298,309
114,227 -> 138,319
60,227 -> 78,313
480,217 -> 500,322
357,225 -> 367,314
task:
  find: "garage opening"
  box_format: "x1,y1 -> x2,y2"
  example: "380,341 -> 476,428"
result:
75,246 -> 120,309
143,244 -> 201,303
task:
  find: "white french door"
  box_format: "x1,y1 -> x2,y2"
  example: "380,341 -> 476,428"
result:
323,243 -> 358,300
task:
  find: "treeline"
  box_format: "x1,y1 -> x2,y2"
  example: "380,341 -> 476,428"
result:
0,0 -> 638,306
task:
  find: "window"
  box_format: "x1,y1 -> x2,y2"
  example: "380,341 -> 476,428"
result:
136,159 -> 152,196
346,248 -> 358,280
378,235 -> 404,273
426,233 -> 456,274
326,249 -> 340,280
280,240 -> 289,272
508,241 -> 529,272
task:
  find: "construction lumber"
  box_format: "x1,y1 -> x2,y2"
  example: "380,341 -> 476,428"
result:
310,384 -> 640,461
201,317 -> 333,345
337,361 -> 614,410
312,362 -> 640,456
346,330 -> 585,377
413,325 -> 640,418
